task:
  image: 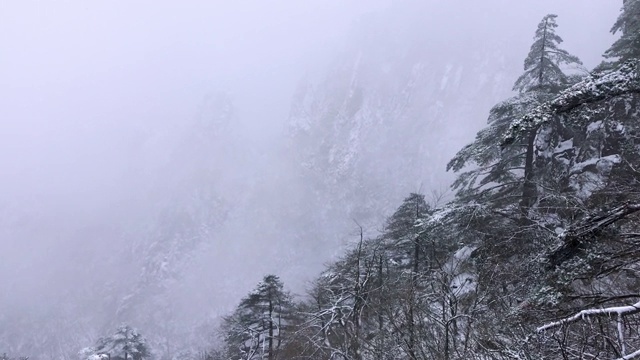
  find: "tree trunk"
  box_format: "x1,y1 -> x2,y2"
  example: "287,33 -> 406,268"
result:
520,129 -> 537,212
407,286 -> 416,360
377,256 -> 384,360
352,226 -> 364,360
443,281 -> 450,360
538,17 -> 548,85
268,294 -> 274,360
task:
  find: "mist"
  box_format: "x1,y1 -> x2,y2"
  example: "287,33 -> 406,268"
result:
0,0 -> 621,358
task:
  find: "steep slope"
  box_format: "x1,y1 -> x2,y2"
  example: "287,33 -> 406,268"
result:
286,4 -> 520,262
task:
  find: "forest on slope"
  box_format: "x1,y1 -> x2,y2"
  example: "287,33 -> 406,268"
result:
209,2 -> 640,360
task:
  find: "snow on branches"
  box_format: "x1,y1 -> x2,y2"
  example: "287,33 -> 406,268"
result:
537,301 -> 640,333
538,300 -> 640,360
503,60 -> 640,147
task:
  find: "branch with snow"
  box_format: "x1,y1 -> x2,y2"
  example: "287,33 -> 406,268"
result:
549,202 -> 640,267
562,203 -> 640,239
537,301 -> 640,332
618,349 -> 640,360
538,301 -> 640,359
503,60 -> 640,146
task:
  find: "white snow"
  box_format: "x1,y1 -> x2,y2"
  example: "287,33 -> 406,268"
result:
554,138 -> 574,154
454,246 -> 477,261
587,120 -> 603,133
450,272 -> 477,295
537,300 -> 640,333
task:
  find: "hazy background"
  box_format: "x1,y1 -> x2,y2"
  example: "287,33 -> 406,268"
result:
0,0 -> 621,358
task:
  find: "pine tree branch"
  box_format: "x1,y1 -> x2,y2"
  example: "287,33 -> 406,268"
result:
503,60 -> 640,147
548,202 -> 640,267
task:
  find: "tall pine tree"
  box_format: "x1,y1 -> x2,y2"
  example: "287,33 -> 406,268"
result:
513,14 -> 582,94
604,0 -> 640,63
221,275 -> 294,360
448,14 -> 582,213
83,325 -> 150,360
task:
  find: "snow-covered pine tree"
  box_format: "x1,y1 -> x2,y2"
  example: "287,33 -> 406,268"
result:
381,193 -> 430,273
513,14 -> 583,94
444,15 -> 587,358
448,14 -> 582,213
521,63 -> 640,360
496,27 -> 640,357
221,275 -> 294,360
604,0 -> 640,63
84,325 -> 150,360
377,193 -> 432,359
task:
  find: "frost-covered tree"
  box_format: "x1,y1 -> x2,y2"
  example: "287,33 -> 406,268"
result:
448,93 -> 542,210
513,14 -> 582,93
293,196 -> 488,360
83,325 -> 150,360
221,275 -> 295,360
499,55 -> 640,358
448,14 -> 582,212
443,15 -> 593,358
604,0 -> 640,63
294,220 -> 381,359
381,193 -> 429,272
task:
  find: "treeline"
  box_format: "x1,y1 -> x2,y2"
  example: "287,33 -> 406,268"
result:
212,2 -> 640,360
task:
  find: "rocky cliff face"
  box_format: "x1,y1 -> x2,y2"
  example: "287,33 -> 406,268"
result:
286,4 -> 520,260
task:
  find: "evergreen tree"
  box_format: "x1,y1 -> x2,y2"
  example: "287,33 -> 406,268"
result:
448,14 -> 582,212
381,193 -> 430,272
604,0 -> 640,63
489,23 -> 640,356
379,193 -> 432,359
84,325 -> 150,360
447,93 -> 541,209
513,14 -> 582,93
444,15 -> 587,358
221,275 -> 294,360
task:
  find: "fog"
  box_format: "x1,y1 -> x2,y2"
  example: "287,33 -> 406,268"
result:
0,0 -> 620,357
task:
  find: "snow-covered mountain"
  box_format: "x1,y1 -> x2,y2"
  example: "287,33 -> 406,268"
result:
285,4 -> 520,262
